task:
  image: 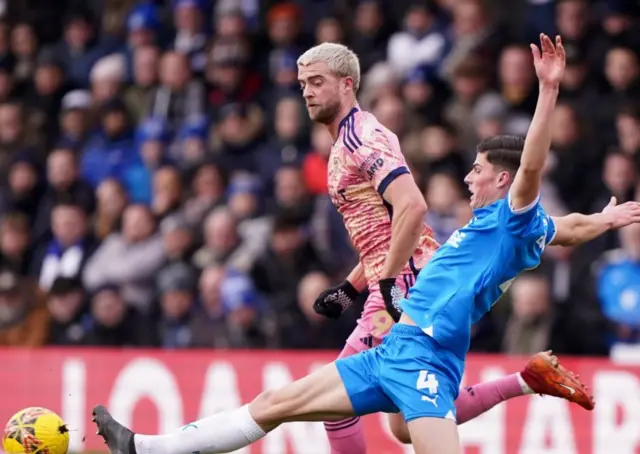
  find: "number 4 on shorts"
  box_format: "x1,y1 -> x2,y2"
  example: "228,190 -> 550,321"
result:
416,370 -> 439,394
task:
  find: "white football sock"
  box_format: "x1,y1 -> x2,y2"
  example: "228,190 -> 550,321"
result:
134,405 -> 266,454
516,372 -> 534,395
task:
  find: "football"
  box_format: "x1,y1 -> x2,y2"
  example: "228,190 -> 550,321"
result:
3,407 -> 69,454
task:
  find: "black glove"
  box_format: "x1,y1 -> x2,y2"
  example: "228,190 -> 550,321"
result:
379,277 -> 403,322
313,280 -> 360,319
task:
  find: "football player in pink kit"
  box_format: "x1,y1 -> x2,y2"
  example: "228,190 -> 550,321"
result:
302,43 -> 592,453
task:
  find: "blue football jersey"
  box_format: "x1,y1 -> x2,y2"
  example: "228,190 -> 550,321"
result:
400,195 -> 557,360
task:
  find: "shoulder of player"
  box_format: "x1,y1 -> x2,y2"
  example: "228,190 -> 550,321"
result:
354,111 -> 398,148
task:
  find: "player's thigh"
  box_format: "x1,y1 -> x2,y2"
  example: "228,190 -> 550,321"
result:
388,413 -> 411,444
379,326 -> 461,423
408,417 -> 460,454
250,363 -> 355,428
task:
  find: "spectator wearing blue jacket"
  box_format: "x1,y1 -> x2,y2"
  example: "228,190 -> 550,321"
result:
47,10 -> 118,89
597,222 -> 640,345
124,116 -> 174,204
80,98 -> 137,189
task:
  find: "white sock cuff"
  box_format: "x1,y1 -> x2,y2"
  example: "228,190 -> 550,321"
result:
237,405 -> 266,442
516,372 -> 534,395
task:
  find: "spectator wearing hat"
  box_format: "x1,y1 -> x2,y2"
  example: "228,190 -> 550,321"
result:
0,213 -> 32,276
170,0 -> 209,75
57,89 -> 92,150
0,269 -> 49,346
156,261 -> 198,348
46,10 -> 117,89
205,38 -> 263,115
210,102 -> 262,174
80,97 -> 137,189
125,3 -> 161,50
123,44 -> 160,123
191,264 -> 266,348
90,53 -> 127,109
33,147 -> 95,241
32,198 -> 96,291
170,113 -> 208,168
83,204 -> 164,312
84,283 -> 152,346
262,48 -> 300,111
227,175 -> 271,259
46,276 -> 90,345
214,1 -> 250,39
0,151 -> 44,227
400,66 -> 448,126
123,116 -> 173,204
148,50 -> 205,132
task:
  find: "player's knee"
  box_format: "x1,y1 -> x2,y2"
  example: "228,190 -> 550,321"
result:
389,416 -> 412,444
249,389 -> 299,428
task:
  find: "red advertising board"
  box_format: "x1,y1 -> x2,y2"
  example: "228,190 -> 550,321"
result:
1,348 -> 639,453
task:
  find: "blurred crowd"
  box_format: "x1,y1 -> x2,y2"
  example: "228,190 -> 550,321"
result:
0,0 -> 637,355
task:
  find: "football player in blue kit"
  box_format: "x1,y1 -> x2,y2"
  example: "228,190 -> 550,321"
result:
92,33 -> 640,454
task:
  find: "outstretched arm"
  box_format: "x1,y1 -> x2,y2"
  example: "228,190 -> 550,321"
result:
550,197 -> 640,246
510,34 -> 566,211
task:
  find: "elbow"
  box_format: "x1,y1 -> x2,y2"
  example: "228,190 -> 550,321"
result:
403,197 -> 428,220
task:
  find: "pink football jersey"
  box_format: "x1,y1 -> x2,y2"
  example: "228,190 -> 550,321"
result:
327,106 -> 439,284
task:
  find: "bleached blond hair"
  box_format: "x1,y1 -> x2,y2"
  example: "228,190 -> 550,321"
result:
297,43 -> 361,92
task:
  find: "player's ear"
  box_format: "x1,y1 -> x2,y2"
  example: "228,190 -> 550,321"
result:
496,170 -> 511,189
342,77 -> 353,94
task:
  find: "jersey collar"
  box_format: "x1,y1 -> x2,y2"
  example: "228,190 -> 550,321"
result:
472,198 -> 502,218
337,105 -> 360,139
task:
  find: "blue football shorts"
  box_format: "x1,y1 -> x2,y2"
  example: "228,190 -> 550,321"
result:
335,323 -> 461,423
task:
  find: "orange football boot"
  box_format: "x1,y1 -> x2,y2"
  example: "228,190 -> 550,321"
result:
520,350 -> 595,411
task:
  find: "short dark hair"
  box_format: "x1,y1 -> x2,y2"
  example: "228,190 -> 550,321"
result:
477,135 -> 524,175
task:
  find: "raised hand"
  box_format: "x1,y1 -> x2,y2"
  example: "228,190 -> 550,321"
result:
602,196 -> 640,229
530,33 -> 566,89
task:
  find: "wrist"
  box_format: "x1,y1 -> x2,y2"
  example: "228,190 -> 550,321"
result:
539,83 -> 560,93
341,280 -> 360,298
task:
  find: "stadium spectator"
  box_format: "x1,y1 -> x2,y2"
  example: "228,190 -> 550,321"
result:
46,276 -> 89,345
502,272 -> 553,355
83,203 -> 164,312
191,264 -> 266,348
0,270 -> 48,346
148,50 -> 205,130
0,213 -> 31,275
192,205 -> 259,273
84,283 -> 151,346
93,179 -> 128,241
79,98 -> 137,189
33,147 -> 95,241
156,261 -> 199,348
32,199 -> 95,291
123,44 -> 160,123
